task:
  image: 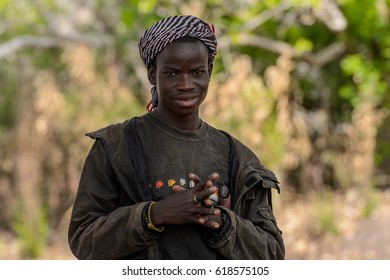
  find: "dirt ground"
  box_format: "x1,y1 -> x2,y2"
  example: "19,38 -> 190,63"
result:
1,189 -> 389,260
277,189 -> 390,260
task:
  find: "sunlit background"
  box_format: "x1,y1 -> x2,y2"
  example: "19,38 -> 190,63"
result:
0,0 -> 389,259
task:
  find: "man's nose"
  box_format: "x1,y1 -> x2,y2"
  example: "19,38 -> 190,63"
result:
177,74 -> 195,91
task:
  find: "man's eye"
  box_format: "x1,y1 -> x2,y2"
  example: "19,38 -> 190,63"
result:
166,71 -> 176,76
194,70 -> 205,75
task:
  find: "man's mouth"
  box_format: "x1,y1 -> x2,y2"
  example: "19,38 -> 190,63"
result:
174,94 -> 199,101
174,95 -> 199,107
175,94 -> 198,100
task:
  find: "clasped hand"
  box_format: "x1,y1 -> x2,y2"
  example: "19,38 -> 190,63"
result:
149,172 -> 222,230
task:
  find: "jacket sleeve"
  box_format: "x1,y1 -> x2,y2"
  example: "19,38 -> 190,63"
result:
206,186 -> 285,260
204,138 -> 285,260
68,140 -> 158,259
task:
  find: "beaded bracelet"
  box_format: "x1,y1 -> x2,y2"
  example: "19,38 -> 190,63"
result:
146,202 -> 165,232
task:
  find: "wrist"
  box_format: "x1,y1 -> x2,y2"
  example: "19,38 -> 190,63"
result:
145,201 -> 164,233
149,200 -> 164,226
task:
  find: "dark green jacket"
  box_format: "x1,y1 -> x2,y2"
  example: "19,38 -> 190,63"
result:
68,117 -> 285,259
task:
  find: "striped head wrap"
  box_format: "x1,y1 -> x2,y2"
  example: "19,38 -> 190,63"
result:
138,15 -> 217,111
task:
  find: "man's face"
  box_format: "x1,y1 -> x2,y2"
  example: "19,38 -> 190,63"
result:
148,39 -> 212,121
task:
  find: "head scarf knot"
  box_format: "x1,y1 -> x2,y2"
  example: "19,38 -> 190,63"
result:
138,15 -> 217,111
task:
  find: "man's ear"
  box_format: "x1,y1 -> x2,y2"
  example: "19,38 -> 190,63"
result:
147,66 -> 156,85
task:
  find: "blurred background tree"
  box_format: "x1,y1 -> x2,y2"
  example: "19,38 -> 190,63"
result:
0,0 -> 389,259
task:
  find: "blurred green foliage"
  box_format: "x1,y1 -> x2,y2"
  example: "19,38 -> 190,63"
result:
0,0 -> 389,258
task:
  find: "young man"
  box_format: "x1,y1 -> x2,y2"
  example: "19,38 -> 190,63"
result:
68,15 -> 285,260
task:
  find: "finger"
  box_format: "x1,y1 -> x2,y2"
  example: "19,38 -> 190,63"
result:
203,172 -> 220,190
198,215 -> 221,229
172,185 -> 186,192
196,185 -> 218,201
208,221 -> 221,229
189,172 -> 219,184
189,172 -> 220,198
188,173 -> 207,192
207,172 -> 220,182
201,198 -> 213,208
197,206 -> 221,216
203,174 -> 221,199
192,180 -> 209,194
205,219 -> 221,229
188,173 -> 201,183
